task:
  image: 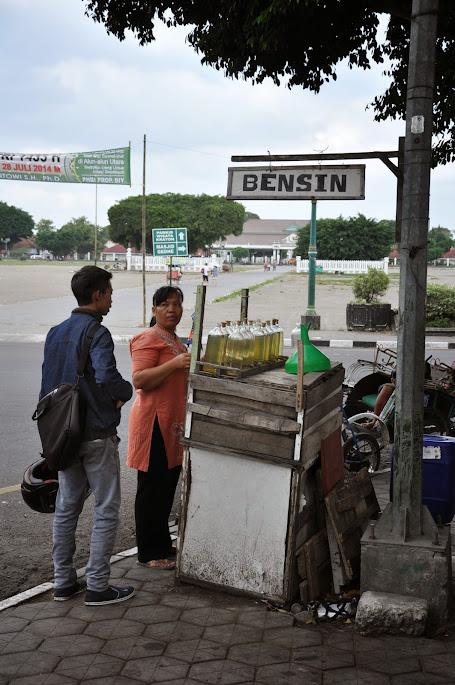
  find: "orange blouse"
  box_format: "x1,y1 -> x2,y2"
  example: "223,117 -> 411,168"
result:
126,326 -> 188,472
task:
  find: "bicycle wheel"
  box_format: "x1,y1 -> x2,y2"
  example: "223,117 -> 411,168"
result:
343,432 -> 381,473
423,408 -> 450,435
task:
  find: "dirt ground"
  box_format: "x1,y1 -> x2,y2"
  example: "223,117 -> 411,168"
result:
0,262 -> 165,306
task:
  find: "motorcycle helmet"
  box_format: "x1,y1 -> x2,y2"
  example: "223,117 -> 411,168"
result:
21,458 -> 59,513
21,458 -> 91,514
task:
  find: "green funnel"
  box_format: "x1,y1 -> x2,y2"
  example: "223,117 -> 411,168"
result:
285,323 -> 331,375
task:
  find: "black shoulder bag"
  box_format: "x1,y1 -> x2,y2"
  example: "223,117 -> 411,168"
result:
32,324 -> 101,472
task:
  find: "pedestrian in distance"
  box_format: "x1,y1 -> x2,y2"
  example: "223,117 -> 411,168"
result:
201,262 -> 209,286
127,286 -> 191,570
40,266 -> 134,606
211,264 -> 218,286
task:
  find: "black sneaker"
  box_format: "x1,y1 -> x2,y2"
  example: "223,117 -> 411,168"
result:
54,579 -> 87,602
84,585 -> 135,606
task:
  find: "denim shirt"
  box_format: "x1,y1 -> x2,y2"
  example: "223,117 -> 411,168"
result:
40,308 -> 133,440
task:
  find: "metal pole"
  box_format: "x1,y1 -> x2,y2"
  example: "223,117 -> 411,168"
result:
306,200 -> 318,316
94,183 -> 98,266
393,0 -> 439,537
141,134 -> 147,327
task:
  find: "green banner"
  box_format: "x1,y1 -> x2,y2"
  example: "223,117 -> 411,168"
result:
0,147 -> 131,185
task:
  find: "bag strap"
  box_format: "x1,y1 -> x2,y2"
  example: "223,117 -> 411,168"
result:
77,323 -> 101,379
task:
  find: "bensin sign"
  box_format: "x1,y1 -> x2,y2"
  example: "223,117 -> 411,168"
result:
227,165 -> 365,200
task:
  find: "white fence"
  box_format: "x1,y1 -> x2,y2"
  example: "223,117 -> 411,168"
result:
295,257 -> 389,274
127,254 -> 217,273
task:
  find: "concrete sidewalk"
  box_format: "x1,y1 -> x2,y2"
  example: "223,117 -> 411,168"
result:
2,472 -> 455,684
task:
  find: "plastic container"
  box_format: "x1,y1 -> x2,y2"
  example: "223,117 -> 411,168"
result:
285,323 -> 331,375
390,435 -> 455,524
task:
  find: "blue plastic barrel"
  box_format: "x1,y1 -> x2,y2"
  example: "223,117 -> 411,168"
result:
390,435 -> 455,524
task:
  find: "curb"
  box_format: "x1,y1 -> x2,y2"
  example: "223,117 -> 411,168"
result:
3,335 -> 455,350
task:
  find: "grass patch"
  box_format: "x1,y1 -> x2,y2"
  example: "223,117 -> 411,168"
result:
212,277 -> 281,303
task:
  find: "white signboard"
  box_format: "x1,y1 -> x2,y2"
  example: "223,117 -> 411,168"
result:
227,164 -> 365,200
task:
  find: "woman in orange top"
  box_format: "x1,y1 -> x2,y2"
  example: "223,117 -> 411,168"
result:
127,286 -> 191,569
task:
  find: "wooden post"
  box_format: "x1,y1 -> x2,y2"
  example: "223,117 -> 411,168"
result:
295,340 -> 304,412
240,288 -> 249,321
190,285 -> 206,374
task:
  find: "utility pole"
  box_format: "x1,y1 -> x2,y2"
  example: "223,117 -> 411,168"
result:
305,200 -> 319,324
361,0 -> 451,623
141,134 -> 147,327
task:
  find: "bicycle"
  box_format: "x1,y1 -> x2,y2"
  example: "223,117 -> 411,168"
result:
341,406 -> 381,473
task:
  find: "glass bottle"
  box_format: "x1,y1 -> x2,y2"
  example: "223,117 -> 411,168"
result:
203,323 -> 225,373
224,320 -> 234,335
220,322 -> 230,362
240,319 -> 255,367
290,323 -> 301,352
272,318 -> 284,358
225,321 -> 245,371
262,322 -> 271,362
265,320 -> 276,361
252,320 -> 266,363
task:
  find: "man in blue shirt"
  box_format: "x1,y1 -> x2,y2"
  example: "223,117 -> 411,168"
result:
41,266 -> 134,606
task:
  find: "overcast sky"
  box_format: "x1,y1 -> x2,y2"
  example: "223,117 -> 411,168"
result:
2,0 -> 454,234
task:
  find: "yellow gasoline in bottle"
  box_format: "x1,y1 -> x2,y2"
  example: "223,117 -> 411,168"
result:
262,322 -> 271,362
240,320 -> 255,367
275,319 -> 284,356
203,323 -> 226,373
225,321 -> 245,371
265,320 -> 276,361
252,320 -> 266,362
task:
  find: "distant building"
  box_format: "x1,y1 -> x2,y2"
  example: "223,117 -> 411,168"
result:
440,247 -> 455,265
213,219 -> 309,264
389,246 -> 401,264
101,242 -> 138,262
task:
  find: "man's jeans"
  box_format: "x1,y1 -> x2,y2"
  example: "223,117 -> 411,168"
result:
52,435 -> 121,592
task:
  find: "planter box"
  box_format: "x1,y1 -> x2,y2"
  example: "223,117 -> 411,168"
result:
346,303 -> 392,332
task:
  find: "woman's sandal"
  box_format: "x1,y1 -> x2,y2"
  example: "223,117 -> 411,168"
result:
137,559 -> 176,570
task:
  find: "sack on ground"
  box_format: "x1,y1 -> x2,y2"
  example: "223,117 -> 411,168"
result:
32,383 -> 82,472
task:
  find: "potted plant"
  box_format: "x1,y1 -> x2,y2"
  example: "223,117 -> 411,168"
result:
346,268 -> 392,331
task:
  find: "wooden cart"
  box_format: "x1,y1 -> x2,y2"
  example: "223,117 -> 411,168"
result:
177,354 -> 344,603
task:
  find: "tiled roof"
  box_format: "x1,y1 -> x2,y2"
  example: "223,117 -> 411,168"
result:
221,219 -> 309,246
102,244 -> 138,254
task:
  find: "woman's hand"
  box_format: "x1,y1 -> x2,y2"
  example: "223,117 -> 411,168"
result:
173,352 -> 192,370
133,352 -> 191,391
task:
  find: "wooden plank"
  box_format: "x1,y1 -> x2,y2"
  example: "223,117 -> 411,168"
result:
190,415 -> 296,460
301,411 -> 342,470
182,438 -> 302,470
299,579 -> 309,605
194,388 -> 297,419
324,469 -> 380,580
283,468 -> 301,602
187,402 -> 300,434
304,365 -> 345,408
296,340 -> 304,412
320,427 -> 344,495
303,529 -> 331,600
325,511 -> 346,593
303,388 -> 343,433
189,372 -> 296,407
